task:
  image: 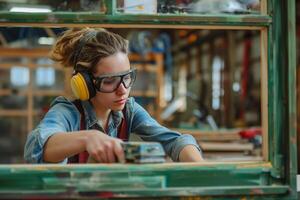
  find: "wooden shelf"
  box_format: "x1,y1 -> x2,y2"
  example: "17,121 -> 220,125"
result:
131,90 -> 156,97
199,141 -> 254,152
0,62 -> 63,69
0,89 -> 65,96
0,48 -> 50,57
134,64 -> 158,72
129,53 -> 162,62
0,109 -> 43,116
175,128 -> 242,142
33,90 -> 65,96
0,109 -> 27,116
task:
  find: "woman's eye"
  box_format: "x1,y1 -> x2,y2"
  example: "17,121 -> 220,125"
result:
103,77 -> 118,84
124,73 -> 132,80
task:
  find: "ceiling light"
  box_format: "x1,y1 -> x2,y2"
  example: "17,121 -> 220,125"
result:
9,6 -> 51,13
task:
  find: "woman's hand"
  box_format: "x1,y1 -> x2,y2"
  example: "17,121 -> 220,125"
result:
85,130 -> 125,163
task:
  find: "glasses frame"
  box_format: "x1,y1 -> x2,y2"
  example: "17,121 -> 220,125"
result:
92,68 -> 137,93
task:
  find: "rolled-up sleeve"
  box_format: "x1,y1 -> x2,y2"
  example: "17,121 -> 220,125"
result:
130,99 -> 201,161
24,97 -> 80,163
169,134 -> 202,161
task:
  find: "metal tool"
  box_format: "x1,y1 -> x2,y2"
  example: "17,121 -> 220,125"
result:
122,142 -> 166,164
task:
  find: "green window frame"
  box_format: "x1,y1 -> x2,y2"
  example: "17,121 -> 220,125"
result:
0,0 -> 297,199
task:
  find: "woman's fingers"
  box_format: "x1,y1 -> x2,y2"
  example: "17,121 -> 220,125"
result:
86,131 -> 125,163
105,142 -> 116,163
113,140 -> 125,163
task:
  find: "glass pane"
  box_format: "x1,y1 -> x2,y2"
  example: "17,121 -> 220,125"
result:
0,117 -> 27,163
117,0 -> 261,14
0,0 -> 106,13
0,67 -> 29,90
32,67 -> 65,90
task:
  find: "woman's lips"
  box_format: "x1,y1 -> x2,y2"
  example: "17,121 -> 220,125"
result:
114,98 -> 126,105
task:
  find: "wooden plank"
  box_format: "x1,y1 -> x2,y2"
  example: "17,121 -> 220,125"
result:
199,142 -> 254,152
0,62 -> 63,70
175,128 -> 242,141
155,53 -> 165,108
33,90 -> 65,96
131,90 -> 156,97
0,89 -> 27,96
63,68 -> 73,98
133,64 -> 158,72
0,48 -> 50,57
261,28 -> 269,161
0,110 -> 27,116
204,152 -> 263,162
129,53 -> 158,61
27,68 -> 33,136
0,89 -> 65,96
261,0 -> 267,15
0,32 -> 7,46
287,0 -> 298,193
0,12 -> 271,27
0,23 -> 267,30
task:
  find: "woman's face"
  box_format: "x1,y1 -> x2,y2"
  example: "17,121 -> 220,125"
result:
92,52 -> 132,111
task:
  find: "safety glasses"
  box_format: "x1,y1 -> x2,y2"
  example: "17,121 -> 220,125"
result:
93,69 -> 137,93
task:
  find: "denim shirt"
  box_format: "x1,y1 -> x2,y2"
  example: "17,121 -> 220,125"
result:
24,96 -> 201,163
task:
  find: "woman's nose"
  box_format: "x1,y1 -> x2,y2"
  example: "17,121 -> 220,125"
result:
115,81 -> 127,94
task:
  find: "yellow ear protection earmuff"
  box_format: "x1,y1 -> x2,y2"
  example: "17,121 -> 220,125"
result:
71,70 -> 96,101
70,31 -> 97,101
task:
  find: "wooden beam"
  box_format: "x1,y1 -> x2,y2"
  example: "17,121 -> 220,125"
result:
199,142 -> 254,152
175,128 -> 242,141
0,32 -> 8,46
261,0 -> 267,15
44,28 -> 57,38
261,28 -> 269,161
0,48 -> 50,57
0,23 -> 266,30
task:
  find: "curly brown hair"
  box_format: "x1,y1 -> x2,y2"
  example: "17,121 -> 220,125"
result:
50,28 -> 128,72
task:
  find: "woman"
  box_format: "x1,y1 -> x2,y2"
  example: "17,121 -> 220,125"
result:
24,28 -> 203,163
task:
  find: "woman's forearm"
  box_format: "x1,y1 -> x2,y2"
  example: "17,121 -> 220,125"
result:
43,131 -> 89,163
178,145 -> 204,162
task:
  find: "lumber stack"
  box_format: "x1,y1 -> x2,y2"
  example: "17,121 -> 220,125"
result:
175,129 -> 261,161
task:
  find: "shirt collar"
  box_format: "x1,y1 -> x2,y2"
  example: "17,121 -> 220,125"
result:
80,100 -> 124,129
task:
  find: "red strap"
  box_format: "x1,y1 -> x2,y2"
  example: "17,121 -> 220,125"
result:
68,100 -> 88,163
118,111 -> 128,141
78,151 -> 89,163
68,100 -> 128,163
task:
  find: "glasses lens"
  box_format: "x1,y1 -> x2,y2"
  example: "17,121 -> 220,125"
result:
99,76 -> 121,92
95,69 -> 137,93
123,72 -> 134,88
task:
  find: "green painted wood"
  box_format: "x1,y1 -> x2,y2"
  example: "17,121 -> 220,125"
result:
105,0 -> 116,15
0,11 -> 271,27
0,0 -> 297,199
267,0 -> 275,172
0,163 -> 290,198
268,1 -> 297,199
0,186 -> 290,199
287,0 -> 298,199
270,0 -> 286,179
